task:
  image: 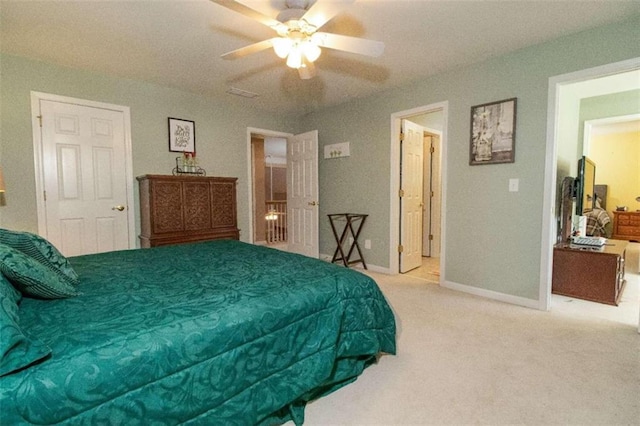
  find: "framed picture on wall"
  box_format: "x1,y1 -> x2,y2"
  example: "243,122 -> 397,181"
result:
168,117 -> 196,152
469,98 -> 517,165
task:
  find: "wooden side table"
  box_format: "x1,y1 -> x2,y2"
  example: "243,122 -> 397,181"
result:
328,214 -> 368,269
552,239 -> 627,306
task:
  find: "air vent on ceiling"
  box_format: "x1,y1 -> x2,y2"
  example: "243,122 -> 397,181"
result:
226,87 -> 259,99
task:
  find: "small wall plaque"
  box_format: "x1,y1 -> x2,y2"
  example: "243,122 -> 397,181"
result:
324,142 -> 350,159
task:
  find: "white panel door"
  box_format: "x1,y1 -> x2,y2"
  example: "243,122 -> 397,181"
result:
287,130 -> 319,258
39,100 -> 130,256
430,133 -> 442,258
400,120 -> 424,273
422,133 -> 442,258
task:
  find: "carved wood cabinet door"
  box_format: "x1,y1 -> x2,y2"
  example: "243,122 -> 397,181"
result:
183,181 -> 212,231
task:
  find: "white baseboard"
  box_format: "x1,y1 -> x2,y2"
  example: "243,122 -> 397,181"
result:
319,252 -> 542,310
319,253 -> 390,274
442,280 -> 541,310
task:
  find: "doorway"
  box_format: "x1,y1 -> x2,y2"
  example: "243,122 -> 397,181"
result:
390,102 -> 448,278
250,134 -> 288,248
542,58 -> 640,330
246,127 -> 320,258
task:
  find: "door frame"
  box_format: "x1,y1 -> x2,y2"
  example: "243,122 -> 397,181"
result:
389,101 -> 449,275
583,113 -> 640,155
541,57 -> 640,311
245,127 -> 293,245
30,91 -> 136,248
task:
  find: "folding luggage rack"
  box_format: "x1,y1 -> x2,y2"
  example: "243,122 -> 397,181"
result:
328,213 -> 368,269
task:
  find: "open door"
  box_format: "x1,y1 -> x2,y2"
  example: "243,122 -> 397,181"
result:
423,131 -> 442,258
287,130 -> 319,258
399,120 -> 424,272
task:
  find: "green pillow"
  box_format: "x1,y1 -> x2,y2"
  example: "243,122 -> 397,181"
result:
0,274 -> 52,376
0,244 -> 80,299
0,228 -> 79,286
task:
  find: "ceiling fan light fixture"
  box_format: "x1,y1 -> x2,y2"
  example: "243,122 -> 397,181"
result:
286,46 -> 303,69
272,37 -> 292,58
302,39 -> 321,62
214,0 -> 385,79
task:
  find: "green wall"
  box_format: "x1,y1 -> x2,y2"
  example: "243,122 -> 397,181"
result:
579,89 -> 640,144
0,54 -> 296,238
300,15 -> 640,300
1,15 -> 639,304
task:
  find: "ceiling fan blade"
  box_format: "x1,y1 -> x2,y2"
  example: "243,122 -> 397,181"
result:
222,38 -> 277,60
210,0 -> 285,32
298,60 -> 317,80
313,32 -> 384,57
301,0 -> 355,30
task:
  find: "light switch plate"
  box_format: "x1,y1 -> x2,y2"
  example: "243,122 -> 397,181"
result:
509,178 -> 519,192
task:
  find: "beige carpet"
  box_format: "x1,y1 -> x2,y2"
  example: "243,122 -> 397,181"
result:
297,253 -> 640,425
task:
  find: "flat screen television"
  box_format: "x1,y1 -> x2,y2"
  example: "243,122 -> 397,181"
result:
575,156 -> 596,215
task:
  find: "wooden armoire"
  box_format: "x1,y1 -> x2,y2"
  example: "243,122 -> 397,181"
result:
137,175 -> 239,248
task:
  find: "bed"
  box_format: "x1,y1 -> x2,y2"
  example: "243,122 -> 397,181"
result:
0,235 -> 396,425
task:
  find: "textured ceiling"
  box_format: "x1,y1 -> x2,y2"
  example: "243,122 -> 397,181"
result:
2,0 -> 639,116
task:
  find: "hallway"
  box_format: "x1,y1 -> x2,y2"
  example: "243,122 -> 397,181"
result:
405,256 -> 440,283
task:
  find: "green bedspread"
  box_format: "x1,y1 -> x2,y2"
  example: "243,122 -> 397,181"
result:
0,240 -> 396,425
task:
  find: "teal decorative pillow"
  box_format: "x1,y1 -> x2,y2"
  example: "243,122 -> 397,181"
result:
0,228 -> 79,286
0,274 -> 52,376
0,244 -> 80,299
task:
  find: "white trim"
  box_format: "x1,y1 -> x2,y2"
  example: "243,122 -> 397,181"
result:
541,57 -> 640,313
583,113 -> 640,155
246,127 -> 293,244
442,280 -> 540,310
389,101 -> 449,277
30,91 -> 136,249
319,253 -> 391,274
349,263 -> 390,274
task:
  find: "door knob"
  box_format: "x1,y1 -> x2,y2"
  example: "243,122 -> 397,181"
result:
308,201 -> 318,206
112,205 -> 125,211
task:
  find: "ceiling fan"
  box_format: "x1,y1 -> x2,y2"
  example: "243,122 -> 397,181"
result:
211,0 -> 384,79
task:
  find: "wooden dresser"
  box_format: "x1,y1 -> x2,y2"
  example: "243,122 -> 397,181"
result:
552,239 -> 627,306
612,211 -> 640,242
137,175 -> 239,248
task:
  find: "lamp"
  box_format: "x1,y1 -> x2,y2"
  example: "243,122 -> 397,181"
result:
286,45 -> 303,69
272,34 -> 321,69
301,39 -> 321,62
272,37 -> 292,59
0,167 -> 5,207
265,211 -> 278,221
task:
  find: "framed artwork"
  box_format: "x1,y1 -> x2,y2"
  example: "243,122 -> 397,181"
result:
168,117 -> 195,153
469,98 -> 517,165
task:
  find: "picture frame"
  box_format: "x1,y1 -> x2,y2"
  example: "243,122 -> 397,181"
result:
469,98 -> 517,165
168,117 -> 196,153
